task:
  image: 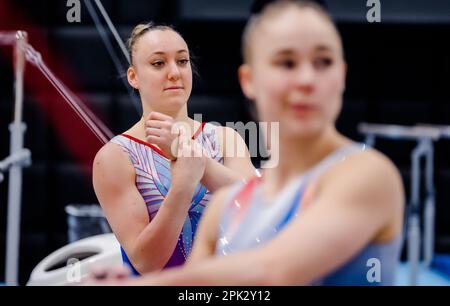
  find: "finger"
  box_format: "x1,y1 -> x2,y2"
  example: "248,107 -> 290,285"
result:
80,273 -> 98,285
177,128 -> 186,156
95,265 -> 125,281
171,124 -> 180,136
89,265 -> 111,280
145,119 -> 166,129
177,125 -> 191,142
169,125 -> 180,157
178,128 -> 185,146
110,265 -> 132,279
145,127 -> 163,137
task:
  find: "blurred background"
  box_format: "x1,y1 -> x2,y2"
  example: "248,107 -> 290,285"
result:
1,0 -> 450,285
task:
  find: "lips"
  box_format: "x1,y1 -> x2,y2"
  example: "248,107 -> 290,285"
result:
291,104 -> 313,111
290,104 -> 315,116
164,86 -> 183,91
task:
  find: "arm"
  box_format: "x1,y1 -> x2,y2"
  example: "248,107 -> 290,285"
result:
92,143 -> 199,274
186,187 -> 232,265
200,126 -> 256,192
121,151 -> 405,285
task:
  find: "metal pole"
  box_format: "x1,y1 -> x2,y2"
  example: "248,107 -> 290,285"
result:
364,134 -> 376,147
5,31 -> 28,286
407,140 -> 427,286
423,140 -> 435,267
83,0 -> 141,115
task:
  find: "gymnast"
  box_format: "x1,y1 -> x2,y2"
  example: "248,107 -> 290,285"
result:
89,0 -> 404,285
92,22 -> 256,275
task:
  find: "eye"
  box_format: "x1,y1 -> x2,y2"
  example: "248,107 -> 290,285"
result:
275,58 -> 296,69
178,59 -> 190,66
151,61 -> 165,68
313,57 -> 333,70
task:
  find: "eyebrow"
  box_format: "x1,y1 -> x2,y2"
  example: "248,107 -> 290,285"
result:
274,45 -> 335,56
150,50 -> 188,56
315,45 -> 334,52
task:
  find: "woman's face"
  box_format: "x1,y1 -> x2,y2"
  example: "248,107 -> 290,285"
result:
128,29 -> 193,115
240,7 -> 347,139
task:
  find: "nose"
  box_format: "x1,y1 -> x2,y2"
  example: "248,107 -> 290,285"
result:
167,61 -> 181,81
294,62 -> 315,92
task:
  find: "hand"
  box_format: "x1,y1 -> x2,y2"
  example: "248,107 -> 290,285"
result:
81,264 -> 132,286
170,128 -> 207,191
145,111 -> 179,161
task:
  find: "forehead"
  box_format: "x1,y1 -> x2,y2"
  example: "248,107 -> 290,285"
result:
256,7 -> 341,56
136,29 -> 188,54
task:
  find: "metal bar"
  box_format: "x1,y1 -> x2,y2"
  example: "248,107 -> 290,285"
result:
423,141 -> 435,266
5,31 -> 28,286
358,123 -> 441,141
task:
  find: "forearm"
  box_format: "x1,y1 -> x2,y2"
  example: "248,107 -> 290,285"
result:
128,249 -> 278,286
200,158 -> 246,192
131,184 -> 195,273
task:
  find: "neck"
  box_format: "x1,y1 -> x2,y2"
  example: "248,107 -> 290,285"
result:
263,126 -> 349,189
141,103 -> 190,123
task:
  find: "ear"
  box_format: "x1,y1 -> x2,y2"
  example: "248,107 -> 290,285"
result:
127,66 -> 139,90
238,64 -> 255,100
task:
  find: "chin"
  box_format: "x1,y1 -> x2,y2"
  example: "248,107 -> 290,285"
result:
283,119 -> 324,139
167,97 -> 188,109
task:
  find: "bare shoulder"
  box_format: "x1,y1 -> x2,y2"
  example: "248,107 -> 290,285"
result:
94,141 -> 130,168
319,147 -> 404,210
353,148 -> 402,186
93,142 -> 135,188
327,146 -> 401,181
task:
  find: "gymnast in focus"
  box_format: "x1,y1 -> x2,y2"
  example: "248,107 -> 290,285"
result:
92,22 -> 256,275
